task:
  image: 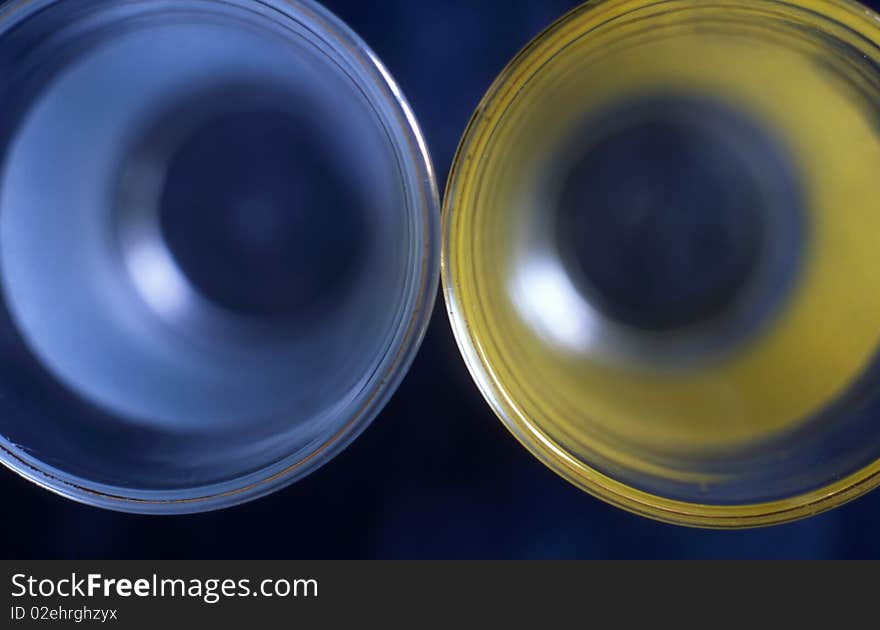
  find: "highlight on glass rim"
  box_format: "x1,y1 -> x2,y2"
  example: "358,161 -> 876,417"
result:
0,0 -> 439,513
442,0 -> 880,527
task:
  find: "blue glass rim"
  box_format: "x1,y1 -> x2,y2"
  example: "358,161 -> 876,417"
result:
0,0 -> 440,514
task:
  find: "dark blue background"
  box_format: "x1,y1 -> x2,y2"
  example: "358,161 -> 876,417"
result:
3,0 -> 880,559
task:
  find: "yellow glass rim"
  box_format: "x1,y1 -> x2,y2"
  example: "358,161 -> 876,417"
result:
441,0 -> 880,528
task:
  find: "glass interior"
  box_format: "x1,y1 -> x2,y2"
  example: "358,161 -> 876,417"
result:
0,0 -> 438,510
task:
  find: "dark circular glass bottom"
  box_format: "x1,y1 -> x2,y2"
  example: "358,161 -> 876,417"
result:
159,108 -> 365,319
556,96 -> 802,331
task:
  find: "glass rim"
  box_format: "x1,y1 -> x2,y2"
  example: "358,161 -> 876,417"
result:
441,0 -> 880,528
0,0 -> 440,514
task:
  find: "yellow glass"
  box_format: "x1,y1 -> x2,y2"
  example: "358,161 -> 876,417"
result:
443,0 -> 880,527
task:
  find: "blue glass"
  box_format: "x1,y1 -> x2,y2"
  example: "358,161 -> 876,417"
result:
0,0 -> 439,513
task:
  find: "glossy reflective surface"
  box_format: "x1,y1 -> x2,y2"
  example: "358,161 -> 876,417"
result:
444,0 -> 880,526
0,0 -> 438,512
